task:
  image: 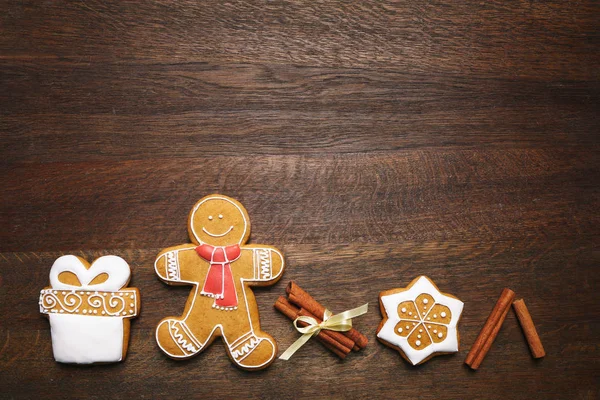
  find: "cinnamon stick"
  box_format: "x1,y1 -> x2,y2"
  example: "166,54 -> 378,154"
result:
286,281 -> 368,350
466,288 -> 516,370
274,296 -> 351,358
513,299 -> 545,359
465,288 -> 515,366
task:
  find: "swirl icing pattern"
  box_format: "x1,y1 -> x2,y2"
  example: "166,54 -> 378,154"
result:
39,288 -> 139,317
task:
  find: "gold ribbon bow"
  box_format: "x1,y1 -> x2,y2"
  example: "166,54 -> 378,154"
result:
279,303 -> 368,360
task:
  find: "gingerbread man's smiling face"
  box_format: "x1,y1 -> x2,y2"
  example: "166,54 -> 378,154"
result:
188,195 -> 251,246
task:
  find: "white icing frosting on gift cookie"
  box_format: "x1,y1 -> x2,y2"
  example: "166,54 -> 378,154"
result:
377,276 -> 464,365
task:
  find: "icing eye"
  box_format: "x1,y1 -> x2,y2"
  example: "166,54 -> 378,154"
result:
218,214 -> 223,219
208,216 -> 213,220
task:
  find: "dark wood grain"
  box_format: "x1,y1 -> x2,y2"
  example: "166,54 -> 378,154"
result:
1,1 -> 598,399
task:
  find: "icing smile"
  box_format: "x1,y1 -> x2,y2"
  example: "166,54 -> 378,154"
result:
202,226 -> 234,237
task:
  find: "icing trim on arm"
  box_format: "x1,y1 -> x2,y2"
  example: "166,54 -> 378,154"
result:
250,248 -> 284,281
253,248 -> 272,280
166,251 -> 180,281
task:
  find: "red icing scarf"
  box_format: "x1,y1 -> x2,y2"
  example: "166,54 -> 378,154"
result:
196,244 -> 241,309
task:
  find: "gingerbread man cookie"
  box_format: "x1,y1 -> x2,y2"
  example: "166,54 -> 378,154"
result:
39,255 -> 140,364
154,194 -> 285,370
377,276 -> 463,365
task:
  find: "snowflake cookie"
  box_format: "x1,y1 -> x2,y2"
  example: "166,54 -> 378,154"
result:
377,276 -> 464,365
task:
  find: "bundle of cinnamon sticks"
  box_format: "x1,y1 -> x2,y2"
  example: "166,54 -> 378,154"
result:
274,281 -> 368,359
465,288 -> 545,370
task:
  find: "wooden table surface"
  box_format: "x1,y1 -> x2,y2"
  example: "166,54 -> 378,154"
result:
1,1 -> 598,399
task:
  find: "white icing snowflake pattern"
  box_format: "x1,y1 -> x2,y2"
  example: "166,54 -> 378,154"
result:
377,276 -> 464,365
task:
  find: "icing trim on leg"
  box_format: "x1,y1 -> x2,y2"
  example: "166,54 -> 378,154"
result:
229,332 -> 263,363
170,320 -> 202,355
156,319 -> 203,358
229,331 -> 255,349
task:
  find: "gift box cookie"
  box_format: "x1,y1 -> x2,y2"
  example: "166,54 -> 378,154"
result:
39,255 -> 140,364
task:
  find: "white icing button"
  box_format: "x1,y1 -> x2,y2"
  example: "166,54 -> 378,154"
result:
427,317 -> 431,320
405,325 -> 410,329
419,329 -> 423,333
441,312 -> 447,318
428,326 -> 432,329
433,329 -> 438,333
83,310 -> 87,314
415,340 -> 421,346
433,314 -> 437,318
102,311 -> 106,315
401,307 -> 406,313
412,322 -> 416,325
408,311 -> 412,316
398,327 -> 403,333
62,291 -> 66,295
93,310 -> 97,314
417,335 -> 421,339
218,214 -> 223,219
122,312 -> 127,316
129,310 -> 134,314
423,299 -> 428,304
208,215 -> 213,220
438,332 -> 443,338
130,294 -> 134,299
53,290 -> 57,294
130,303 -> 134,307
103,293 -> 107,297
59,310 -> 64,313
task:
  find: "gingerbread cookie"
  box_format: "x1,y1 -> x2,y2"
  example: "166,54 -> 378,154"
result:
154,194 -> 285,370
39,255 -> 140,364
377,276 -> 463,365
